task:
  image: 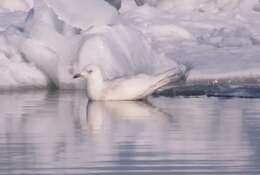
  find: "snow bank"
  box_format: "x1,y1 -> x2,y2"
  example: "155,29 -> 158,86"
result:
0,0 -> 260,95
121,0 -> 260,89
0,29 -> 47,90
19,0 -> 179,89
0,0 -> 32,12
133,0 -> 242,11
43,0 -> 118,30
78,24 -> 178,79
0,11 -> 27,32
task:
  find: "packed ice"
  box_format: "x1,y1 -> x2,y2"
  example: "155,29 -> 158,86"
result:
0,0 -> 260,97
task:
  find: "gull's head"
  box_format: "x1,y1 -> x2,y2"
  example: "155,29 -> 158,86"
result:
73,64 -> 103,81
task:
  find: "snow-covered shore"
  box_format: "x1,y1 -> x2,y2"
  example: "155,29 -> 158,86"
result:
0,0 -> 260,92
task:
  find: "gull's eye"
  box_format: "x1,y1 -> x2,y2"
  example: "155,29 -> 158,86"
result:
87,70 -> 93,74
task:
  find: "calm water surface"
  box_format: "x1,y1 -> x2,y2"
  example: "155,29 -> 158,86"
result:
0,91 -> 260,175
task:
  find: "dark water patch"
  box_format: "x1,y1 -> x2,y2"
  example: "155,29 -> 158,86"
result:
206,85 -> 260,98
155,84 -> 260,98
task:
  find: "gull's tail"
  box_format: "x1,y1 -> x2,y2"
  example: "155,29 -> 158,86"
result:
139,65 -> 190,98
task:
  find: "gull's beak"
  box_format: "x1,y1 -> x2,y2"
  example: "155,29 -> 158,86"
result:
73,73 -> 81,79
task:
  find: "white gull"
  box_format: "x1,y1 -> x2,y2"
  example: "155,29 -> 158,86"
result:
73,64 -> 187,101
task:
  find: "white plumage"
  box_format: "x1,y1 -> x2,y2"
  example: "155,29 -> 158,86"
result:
74,64 -> 187,101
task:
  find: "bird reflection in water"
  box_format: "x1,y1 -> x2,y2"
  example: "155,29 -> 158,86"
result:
85,100 -> 172,132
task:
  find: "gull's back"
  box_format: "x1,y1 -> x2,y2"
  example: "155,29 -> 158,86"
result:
99,68 -> 185,101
